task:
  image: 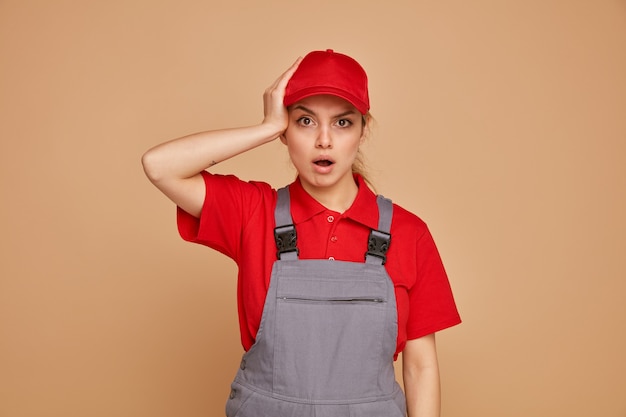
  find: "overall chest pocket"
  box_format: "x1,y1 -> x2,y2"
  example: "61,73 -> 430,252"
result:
272,268 -> 394,401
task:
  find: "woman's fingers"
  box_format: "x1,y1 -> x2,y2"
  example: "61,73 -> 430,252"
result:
266,56 -> 303,93
276,56 -> 303,91
262,56 -> 303,131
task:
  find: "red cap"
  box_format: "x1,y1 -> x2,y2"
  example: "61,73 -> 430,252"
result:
284,49 -> 370,114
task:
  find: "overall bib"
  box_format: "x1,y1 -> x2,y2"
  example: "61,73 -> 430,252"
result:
225,187 -> 407,417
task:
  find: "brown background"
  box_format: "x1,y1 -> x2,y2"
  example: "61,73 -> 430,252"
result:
1,1 -> 625,416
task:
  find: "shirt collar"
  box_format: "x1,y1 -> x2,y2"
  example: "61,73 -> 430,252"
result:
288,174 -> 380,230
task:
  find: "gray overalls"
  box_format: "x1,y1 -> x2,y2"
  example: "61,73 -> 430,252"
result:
225,187 -> 407,417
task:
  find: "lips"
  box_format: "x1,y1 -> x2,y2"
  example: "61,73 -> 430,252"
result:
312,156 -> 335,174
314,156 -> 335,167
314,160 -> 333,167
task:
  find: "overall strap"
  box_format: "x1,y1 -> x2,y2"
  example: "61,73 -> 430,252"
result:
274,187 -> 299,260
365,195 -> 393,265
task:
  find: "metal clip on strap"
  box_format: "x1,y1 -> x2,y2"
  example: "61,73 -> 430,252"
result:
366,229 -> 391,264
274,225 -> 298,259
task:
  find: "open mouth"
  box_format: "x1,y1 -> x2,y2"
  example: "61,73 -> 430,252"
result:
314,159 -> 334,167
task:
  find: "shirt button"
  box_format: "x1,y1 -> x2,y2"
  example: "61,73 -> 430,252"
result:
328,256 -> 335,261
327,215 -> 334,223
330,236 -> 338,243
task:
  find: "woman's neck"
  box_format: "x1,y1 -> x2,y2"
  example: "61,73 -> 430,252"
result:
300,175 -> 359,213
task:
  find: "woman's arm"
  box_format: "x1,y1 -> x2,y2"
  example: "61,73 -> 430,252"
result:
402,333 -> 441,417
141,57 -> 302,217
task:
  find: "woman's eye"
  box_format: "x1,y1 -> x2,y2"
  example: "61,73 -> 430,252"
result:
336,119 -> 353,127
297,117 -> 313,126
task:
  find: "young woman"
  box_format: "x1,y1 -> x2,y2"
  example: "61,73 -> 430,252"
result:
142,49 -> 461,417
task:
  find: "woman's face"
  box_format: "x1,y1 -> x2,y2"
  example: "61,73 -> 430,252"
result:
282,94 -> 367,198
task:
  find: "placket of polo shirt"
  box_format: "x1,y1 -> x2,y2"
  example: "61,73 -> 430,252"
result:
325,212 -> 340,260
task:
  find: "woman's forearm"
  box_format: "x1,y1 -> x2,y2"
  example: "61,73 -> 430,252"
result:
404,363 -> 441,417
402,334 -> 441,417
141,123 -> 282,184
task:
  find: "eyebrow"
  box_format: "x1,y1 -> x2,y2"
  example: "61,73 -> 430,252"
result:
292,104 -> 358,119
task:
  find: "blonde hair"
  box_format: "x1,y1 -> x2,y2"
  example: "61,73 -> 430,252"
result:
352,113 -> 376,190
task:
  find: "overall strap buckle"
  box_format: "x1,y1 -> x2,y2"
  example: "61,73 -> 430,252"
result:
365,229 -> 391,265
274,225 -> 299,259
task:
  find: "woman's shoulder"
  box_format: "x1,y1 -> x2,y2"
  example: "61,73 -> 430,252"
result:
387,199 -> 431,241
197,171 -> 284,220
389,200 -> 427,227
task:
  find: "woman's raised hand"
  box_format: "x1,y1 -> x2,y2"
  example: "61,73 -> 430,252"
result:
262,57 -> 302,139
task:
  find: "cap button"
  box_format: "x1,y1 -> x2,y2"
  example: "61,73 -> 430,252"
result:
326,49 -> 334,53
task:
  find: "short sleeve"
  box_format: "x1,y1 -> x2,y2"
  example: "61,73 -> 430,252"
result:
405,227 -> 461,339
176,171 -> 273,262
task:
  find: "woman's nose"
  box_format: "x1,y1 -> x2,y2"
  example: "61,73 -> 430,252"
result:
316,127 -> 332,148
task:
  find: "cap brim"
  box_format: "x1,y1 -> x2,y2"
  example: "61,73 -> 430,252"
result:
284,86 -> 369,115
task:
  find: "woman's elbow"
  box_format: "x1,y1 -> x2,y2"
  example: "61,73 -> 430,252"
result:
141,148 -> 165,184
